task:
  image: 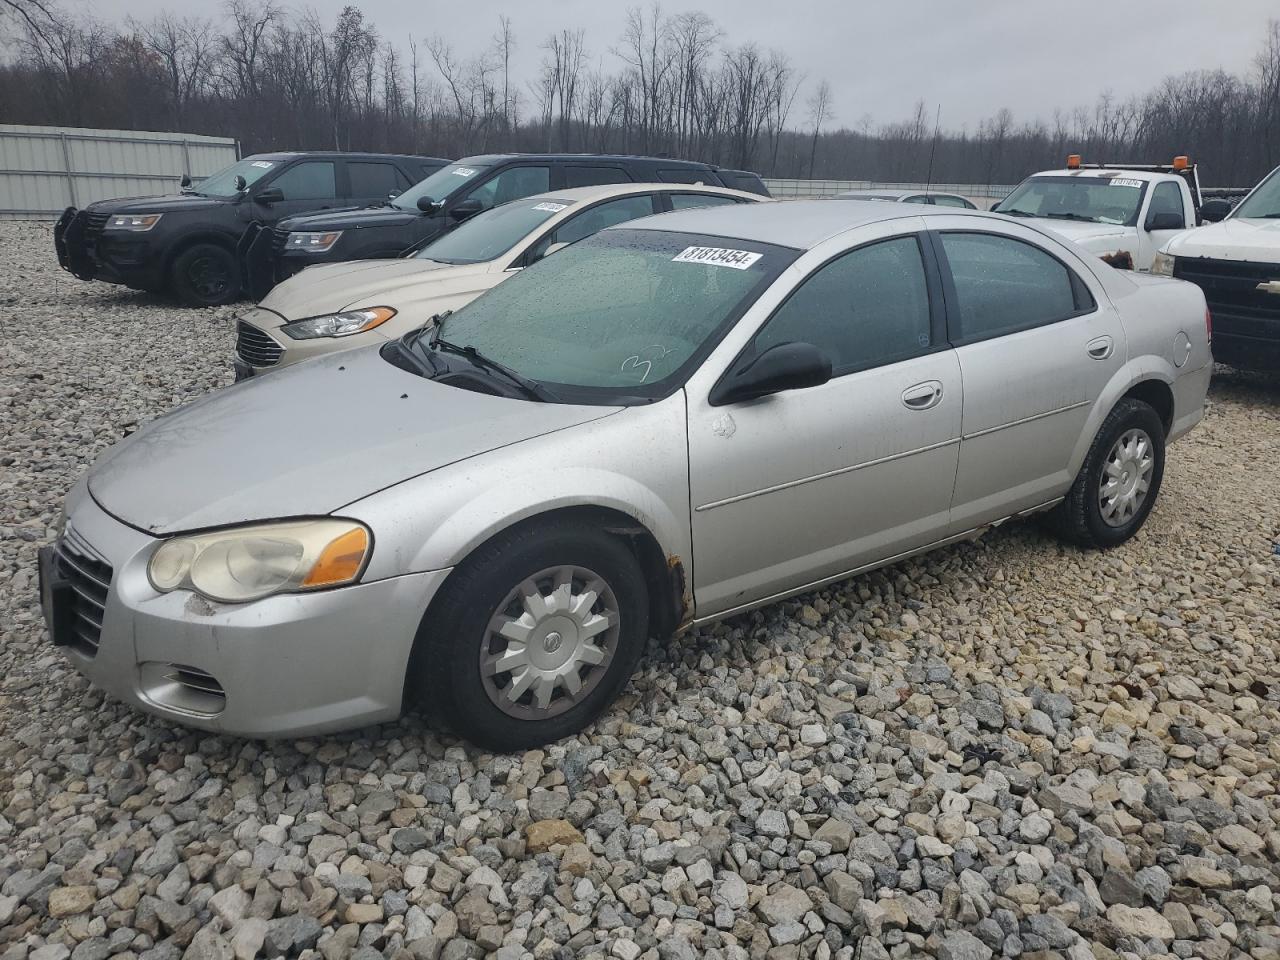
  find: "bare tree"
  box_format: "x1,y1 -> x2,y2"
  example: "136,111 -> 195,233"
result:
135,14 -> 220,127
805,79 -> 833,177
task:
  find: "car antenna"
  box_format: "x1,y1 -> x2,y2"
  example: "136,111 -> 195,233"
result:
925,104 -> 942,194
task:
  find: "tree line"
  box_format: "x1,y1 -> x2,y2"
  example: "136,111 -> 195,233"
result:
2,0 -> 1279,187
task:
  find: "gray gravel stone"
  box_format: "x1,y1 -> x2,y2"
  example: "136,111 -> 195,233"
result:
0,220 -> 1277,960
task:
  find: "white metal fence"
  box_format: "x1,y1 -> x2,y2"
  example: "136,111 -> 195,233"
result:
764,178 -> 1016,207
0,124 -> 239,219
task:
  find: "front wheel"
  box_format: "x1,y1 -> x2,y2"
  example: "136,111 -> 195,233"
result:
411,520 -> 649,751
1049,397 -> 1166,548
169,243 -> 241,307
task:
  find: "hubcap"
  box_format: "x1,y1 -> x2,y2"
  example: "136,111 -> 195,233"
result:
1099,428 -> 1154,527
189,256 -> 229,300
479,565 -> 620,720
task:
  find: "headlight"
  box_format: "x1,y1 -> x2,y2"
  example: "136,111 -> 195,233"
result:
285,231 -> 343,253
282,306 -> 396,340
107,213 -> 162,231
1151,251 -> 1176,277
147,519 -> 371,603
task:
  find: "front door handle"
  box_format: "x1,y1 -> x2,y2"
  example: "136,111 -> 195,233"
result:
901,380 -> 943,410
1087,335 -> 1114,360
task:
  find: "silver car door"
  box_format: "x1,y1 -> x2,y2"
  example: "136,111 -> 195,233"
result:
929,219 -> 1127,534
685,223 -> 962,618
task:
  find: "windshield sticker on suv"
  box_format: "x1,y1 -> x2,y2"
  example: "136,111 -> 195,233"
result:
452,167 -> 478,177
672,246 -> 762,269
1108,178 -> 1143,189
531,202 -> 569,213
251,161 -> 274,169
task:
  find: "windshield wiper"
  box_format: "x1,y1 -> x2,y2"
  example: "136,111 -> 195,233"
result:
996,208 -> 1032,217
431,336 -> 558,402
1042,212 -> 1102,223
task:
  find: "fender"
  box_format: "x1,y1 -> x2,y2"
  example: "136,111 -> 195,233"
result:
344,397 -> 695,598
1067,355 -> 1176,476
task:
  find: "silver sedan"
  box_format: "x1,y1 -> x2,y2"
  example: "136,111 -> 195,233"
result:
41,200 -> 1211,750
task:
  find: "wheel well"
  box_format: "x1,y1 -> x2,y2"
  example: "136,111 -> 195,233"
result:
401,506 -> 687,715
431,506 -> 685,637
1120,379 -> 1174,436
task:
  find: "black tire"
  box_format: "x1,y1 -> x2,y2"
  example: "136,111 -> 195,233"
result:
169,243 -> 241,307
1048,398 -> 1166,548
410,520 -> 649,751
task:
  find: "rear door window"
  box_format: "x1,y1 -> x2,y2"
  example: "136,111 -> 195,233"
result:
669,193 -> 741,210
348,161 -> 405,198
938,232 -> 1093,343
658,168 -> 711,185
563,166 -> 633,187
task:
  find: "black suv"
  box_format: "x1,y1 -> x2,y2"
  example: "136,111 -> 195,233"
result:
54,151 -> 450,306
243,153 -> 770,297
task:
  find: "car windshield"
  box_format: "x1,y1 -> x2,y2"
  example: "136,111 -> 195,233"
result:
391,163 -> 491,211
414,197 -> 576,264
1232,165 -> 1280,218
412,228 -> 795,403
195,157 -> 281,198
995,176 -> 1146,225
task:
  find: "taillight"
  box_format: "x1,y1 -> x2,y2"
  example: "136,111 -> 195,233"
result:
1205,307 -> 1213,344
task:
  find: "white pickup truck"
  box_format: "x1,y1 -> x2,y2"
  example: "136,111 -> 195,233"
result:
993,157 -> 1201,271
1153,165 -> 1280,371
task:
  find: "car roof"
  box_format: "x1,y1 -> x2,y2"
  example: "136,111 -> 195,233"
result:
617,197 -> 988,250
247,151 -> 451,163
1026,168 -> 1177,184
456,153 -> 717,169
514,183 -> 767,205
839,189 -> 916,200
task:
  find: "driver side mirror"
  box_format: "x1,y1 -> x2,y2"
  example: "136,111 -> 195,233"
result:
180,173 -> 191,188
255,186 -> 283,204
1145,211 -> 1185,231
449,198 -> 485,222
710,341 -> 833,406
416,196 -> 442,213
1199,198 -> 1231,223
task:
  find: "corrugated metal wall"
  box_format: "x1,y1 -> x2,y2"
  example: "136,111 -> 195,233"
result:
0,124 -> 239,219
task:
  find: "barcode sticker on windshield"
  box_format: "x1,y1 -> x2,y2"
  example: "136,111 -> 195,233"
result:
1108,178 -> 1143,189
251,161 -> 274,169
452,167 -> 478,177
672,246 -> 762,269
531,202 -> 568,212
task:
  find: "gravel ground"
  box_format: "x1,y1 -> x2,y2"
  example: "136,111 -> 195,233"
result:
2,218 -> 1279,960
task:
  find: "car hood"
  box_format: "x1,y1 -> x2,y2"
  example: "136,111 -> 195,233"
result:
281,205 -> 425,231
1165,217 -> 1280,262
87,193 -> 226,214
258,258 -> 492,322
1033,219 -> 1132,246
87,347 -> 618,535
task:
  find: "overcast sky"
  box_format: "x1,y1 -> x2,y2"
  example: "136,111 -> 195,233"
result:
83,0 -> 1278,131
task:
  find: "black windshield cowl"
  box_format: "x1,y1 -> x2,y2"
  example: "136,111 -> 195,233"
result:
432,338 -> 559,402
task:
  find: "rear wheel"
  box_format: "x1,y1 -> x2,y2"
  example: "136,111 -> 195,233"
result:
169,243 -> 241,307
1049,398 -> 1165,548
411,520 -> 649,751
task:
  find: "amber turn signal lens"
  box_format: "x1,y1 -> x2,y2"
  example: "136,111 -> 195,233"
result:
302,527 -> 370,587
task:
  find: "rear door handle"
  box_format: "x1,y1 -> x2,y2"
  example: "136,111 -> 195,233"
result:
1087,335 -> 1114,360
901,380 -> 943,410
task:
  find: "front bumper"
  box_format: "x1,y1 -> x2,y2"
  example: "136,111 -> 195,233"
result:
53,207 -> 164,289
48,485 -> 450,738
